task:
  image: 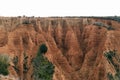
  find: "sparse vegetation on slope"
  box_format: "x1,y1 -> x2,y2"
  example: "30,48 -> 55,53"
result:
0,17 -> 120,80
104,50 -> 120,80
12,56 -> 19,73
22,20 -> 30,24
93,22 -> 114,30
12,52 -> 29,80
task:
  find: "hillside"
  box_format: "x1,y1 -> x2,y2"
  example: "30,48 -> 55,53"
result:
0,16 -> 120,80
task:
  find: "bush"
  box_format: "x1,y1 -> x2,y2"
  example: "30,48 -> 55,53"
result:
0,54 -> 10,75
32,44 -> 54,80
104,51 -> 113,60
40,44 -> 48,54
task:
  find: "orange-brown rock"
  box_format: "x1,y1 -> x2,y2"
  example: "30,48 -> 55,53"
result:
0,17 -> 120,80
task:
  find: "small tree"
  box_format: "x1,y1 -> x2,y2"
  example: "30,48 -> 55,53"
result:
32,44 -> 54,80
0,54 -> 10,75
40,44 -> 48,54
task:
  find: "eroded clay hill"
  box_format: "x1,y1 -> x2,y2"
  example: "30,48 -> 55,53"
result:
0,17 -> 120,80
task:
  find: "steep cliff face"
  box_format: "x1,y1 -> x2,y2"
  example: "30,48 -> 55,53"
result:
0,17 -> 120,80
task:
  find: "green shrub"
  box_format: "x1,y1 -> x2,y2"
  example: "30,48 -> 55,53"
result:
13,56 -> 18,66
32,44 -> 54,80
104,50 -> 120,80
40,44 -> 48,54
0,54 -> 10,75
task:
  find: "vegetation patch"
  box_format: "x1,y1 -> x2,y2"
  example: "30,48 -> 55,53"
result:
0,54 -> 10,76
22,20 -> 30,24
32,44 -> 54,80
104,50 -> 120,80
93,22 -> 114,30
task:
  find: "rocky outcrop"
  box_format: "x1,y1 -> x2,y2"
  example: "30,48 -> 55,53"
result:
0,17 -> 120,80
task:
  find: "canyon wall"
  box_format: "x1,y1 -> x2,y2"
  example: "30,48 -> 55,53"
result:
0,17 -> 120,80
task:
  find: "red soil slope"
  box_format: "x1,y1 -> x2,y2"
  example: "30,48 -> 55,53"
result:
0,17 -> 120,80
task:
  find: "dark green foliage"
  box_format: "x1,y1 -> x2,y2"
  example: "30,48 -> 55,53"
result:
13,56 -> 18,66
0,54 -> 10,75
104,51 -> 115,61
104,50 -> 120,80
114,72 -> 120,80
0,62 -> 9,75
32,44 -> 54,80
23,52 -> 29,73
40,44 -> 48,54
107,73 -> 114,80
12,52 -> 29,75
12,56 -> 19,73
22,20 -> 30,24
